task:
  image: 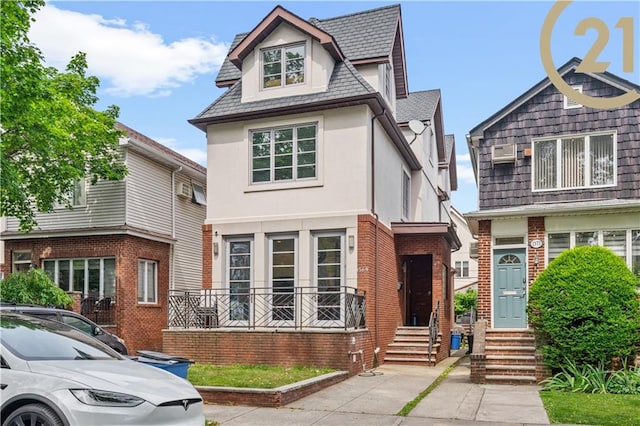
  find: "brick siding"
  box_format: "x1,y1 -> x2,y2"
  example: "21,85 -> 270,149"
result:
476,220 -> 492,326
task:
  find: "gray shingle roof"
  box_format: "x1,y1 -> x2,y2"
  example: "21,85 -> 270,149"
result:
215,4 -> 400,86
192,60 -> 377,125
396,90 -> 440,123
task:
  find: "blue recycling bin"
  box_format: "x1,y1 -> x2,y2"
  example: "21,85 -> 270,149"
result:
450,333 -> 461,350
135,350 -> 193,379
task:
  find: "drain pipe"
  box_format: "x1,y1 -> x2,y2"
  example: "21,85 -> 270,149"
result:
371,107 -> 385,350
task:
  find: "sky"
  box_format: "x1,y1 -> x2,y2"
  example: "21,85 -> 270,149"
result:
28,1 -> 640,214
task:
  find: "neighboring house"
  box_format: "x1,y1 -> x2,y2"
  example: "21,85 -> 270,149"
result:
0,122 -> 206,353
164,4 -> 460,374
465,57 -> 639,383
451,206 -> 477,293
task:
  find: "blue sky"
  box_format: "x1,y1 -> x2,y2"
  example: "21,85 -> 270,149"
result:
30,1 -> 639,214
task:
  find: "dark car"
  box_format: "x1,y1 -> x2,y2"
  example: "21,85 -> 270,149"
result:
0,303 -> 128,354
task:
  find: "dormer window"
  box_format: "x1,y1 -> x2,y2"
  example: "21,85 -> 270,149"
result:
262,43 -> 305,89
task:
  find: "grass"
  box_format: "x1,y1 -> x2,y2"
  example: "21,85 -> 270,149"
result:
187,364 -> 336,389
396,361 -> 458,416
540,391 -> 640,425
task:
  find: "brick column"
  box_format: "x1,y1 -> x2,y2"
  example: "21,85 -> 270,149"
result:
527,217 -> 545,285
202,224 -> 213,289
477,220 -> 492,326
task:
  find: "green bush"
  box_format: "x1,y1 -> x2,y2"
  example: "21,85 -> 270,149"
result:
528,246 -> 640,370
0,269 -> 73,307
454,289 -> 477,317
541,358 -> 640,395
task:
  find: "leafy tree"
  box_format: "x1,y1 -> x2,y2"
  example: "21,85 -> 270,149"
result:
0,269 -> 73,307
0,0 -> 127,232
528,246 -> 640,370
454,288 -> 477,317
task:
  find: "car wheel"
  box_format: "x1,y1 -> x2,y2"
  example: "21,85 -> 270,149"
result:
3,403 -> 64,426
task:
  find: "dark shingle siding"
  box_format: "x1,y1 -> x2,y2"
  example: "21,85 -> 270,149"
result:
215,33 -> 247,84
477,72 -> 640,210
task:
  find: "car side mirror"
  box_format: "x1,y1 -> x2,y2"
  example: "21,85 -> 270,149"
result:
93,327 -> 103,336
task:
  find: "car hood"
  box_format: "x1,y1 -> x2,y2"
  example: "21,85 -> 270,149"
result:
28,359 -> 201,405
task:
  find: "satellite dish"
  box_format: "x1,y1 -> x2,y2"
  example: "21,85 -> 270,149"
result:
408,119 -> 426,135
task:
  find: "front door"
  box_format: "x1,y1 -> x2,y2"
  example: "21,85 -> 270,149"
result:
406,255 -> 432,326
493,249 -> 527,328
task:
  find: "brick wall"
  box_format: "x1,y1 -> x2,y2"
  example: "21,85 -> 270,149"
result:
3,235 -> 169,353
163,329 -> 372,375
202,224 -> 213,289
477,220 -> 492,326
527,217 -> 545,284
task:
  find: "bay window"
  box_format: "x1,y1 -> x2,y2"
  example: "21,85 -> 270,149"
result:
44,258 -> 115,300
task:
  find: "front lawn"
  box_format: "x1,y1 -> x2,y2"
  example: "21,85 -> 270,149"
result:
187,364 -> 335,388
540,391 -> 640,426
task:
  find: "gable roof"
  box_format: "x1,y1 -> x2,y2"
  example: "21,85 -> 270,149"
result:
396,90 -> 440,123
442,134 -> 458,191
215,4 -> 407,96
468,57 -> 640,139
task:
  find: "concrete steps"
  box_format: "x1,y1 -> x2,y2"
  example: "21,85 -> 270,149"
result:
384,326 -> 441,366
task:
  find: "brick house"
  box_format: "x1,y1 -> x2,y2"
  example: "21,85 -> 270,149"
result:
164,4 -> 460,374
465,57 -> 640,383
1,122 -> 207,353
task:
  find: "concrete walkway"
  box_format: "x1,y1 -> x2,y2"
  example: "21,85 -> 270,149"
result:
203,352 -> 550,425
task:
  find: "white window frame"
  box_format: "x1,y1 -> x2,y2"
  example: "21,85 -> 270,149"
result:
250,123 -> 317,184
54,179 -> 87,209
532,131 -> 617,192
546,229 -> 639,269
313,232 -> 345,326
12,251 -> 32,273
563,85 -> 583,109
137,259 -> 158,304
268,235 -> 297,325
225,238 -> 253,325
261,43 -> 305,89
43,258 -> 116,300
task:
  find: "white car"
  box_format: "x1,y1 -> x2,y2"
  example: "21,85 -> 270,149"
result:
0,313 -> 204,426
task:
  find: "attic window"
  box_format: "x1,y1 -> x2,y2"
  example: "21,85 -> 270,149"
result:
192,183 -> 206,205
262,43 -> 305,89
563,85 -> 583,109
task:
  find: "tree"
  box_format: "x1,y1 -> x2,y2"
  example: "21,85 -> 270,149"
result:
0,1 -> 127,232
0,269 -> 73,307
454,288 -> 477,317
528,246 -> 640,370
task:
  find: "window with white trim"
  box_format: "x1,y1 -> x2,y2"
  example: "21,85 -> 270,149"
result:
251,124 -> 317,183
12,251 -> 32,273
54,179 -> 86,208
563,85 -> 583,109
269,236 -> 296,322
547,229 -> 639,269
455,261 -> 469,278
262,43 -> 305,89
314,233 -> 344,322
533,132 -> 615,191
137,259 -> 157,304
402,170 -> 410,220
227,239 -> 252,321
44,258 -> 115,300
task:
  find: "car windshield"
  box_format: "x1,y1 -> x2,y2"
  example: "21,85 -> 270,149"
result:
0,314 -> 119,361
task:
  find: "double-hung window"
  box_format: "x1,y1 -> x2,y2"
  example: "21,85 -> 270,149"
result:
251,124 -> 317,183
533,132 -> 615,191
454,261 -> 469,278
269,236 -> 296,322
262,43 -> 305,89
137,259 -> 157,304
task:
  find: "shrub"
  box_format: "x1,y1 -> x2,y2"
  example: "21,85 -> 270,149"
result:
454,289 -> 477,317
0,269 -> 73,307
528,246 -> 640,370
541,358 -> 640,395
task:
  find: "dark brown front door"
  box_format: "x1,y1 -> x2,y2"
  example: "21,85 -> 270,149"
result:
406,255 -> 432,326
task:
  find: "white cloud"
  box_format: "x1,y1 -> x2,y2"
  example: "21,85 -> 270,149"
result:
456,163 -> 476,184
154,137 -> 207,167
29,5 -> 229,97
457,153 -> 471,163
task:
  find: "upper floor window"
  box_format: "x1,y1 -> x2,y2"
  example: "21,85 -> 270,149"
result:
455,261 -> 469,278
383,63 -> 393,101
402,170 -> 410,220
262,44 -> 305,89
54,179 -> 86,208
251,124 -> 317,184
532,132 -> 615,191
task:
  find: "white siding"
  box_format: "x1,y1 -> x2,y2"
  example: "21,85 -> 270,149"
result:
5,179 -> 126,231
125,150 -> 172,234
172,174 -> 206,290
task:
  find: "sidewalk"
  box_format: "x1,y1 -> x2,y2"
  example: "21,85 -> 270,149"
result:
203,351 -> 550,425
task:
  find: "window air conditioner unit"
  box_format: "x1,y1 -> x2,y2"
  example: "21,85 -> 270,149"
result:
491,144 -> 516,165
177,182 -> 191,198
469,242 -> 478,260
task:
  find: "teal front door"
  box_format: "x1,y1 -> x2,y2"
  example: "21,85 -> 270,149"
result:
493,249 -> 527,328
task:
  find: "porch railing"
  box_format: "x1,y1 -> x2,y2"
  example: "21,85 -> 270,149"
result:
428,301 -> 440,363
80,296 -> 114,325
168,286 -> 366,331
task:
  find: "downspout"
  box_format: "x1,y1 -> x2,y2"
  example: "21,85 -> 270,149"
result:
170,166 -> 183,291
371,107 -> 385,349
